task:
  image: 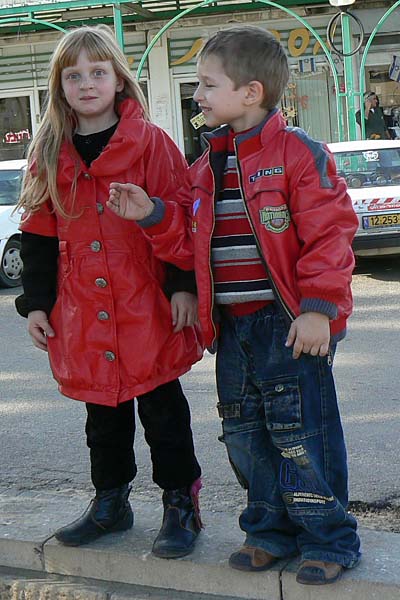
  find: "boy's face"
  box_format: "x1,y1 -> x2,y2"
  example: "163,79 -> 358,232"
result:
194,54 -> 252,132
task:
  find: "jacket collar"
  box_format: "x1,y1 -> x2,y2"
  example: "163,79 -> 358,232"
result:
57,98 -> 150,183
202,108 -> 287,159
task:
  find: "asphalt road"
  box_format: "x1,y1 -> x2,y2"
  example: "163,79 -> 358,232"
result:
1,257 -> 399,518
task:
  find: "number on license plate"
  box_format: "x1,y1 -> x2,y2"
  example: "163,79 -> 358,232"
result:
362,214 -> 400,229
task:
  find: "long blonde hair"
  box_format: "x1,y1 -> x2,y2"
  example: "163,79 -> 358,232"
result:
18,24 -> 150,217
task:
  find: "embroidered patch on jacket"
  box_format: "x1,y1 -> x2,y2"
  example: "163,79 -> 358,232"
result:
192,198 -> 201,233
259,205 -> 290,233
249,166 -> 284,183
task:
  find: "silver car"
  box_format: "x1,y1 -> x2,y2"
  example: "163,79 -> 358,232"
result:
0,159 -> 26,287
329,140 -> 400,257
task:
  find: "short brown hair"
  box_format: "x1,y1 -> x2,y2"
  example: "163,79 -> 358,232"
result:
199,26 -> 289,110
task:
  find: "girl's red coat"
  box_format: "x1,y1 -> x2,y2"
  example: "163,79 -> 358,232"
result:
20,99 -> 203,406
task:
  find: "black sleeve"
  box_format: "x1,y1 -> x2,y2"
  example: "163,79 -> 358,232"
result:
163,263 -> 197,299
15,231 -> 59,318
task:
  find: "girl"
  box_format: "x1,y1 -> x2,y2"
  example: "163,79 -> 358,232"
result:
15,24 -> 203,559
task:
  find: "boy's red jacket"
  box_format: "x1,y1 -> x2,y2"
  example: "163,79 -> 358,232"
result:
189,109 -> 359,348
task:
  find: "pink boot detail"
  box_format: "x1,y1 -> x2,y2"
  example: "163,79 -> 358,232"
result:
190,478 -> 204,529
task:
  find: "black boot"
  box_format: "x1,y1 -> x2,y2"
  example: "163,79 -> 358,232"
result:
152,484 -> 203,559
54,484 -> 134,546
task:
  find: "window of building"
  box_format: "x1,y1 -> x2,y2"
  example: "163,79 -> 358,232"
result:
0,95 -> 32,161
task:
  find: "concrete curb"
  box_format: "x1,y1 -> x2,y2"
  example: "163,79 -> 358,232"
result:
0,566 -> 243,600
0,490 -> 400,599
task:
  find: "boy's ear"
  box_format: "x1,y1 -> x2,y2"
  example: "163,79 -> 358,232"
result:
244,80 -> 264,106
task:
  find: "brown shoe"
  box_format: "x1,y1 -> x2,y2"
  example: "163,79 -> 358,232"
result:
296,560 -> 343,585
229,545 -> 278,572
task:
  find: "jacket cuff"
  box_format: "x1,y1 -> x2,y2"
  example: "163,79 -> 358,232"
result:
136,197 -> 165,229
164,267 -> 197,298
15,294 -> 56,318
300,298 -> 338,320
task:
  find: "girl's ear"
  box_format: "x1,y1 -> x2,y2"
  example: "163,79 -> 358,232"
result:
116,77 -> 124,92
244,80 -> 264,106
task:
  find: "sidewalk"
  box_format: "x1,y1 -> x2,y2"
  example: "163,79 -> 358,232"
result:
0,489 -> 400,600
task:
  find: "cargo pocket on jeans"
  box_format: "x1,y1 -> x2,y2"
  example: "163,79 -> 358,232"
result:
263,376 -> 302,435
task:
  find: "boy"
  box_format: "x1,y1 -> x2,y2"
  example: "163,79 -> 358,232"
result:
107,26 -> 361,585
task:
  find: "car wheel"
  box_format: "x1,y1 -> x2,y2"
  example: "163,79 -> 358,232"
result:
0,238 -> 22,288
346,175 -> 363,188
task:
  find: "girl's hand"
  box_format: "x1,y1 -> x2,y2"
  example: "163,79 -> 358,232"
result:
285,312 -> 330,359
107,182 -> 155,221
170,292 -> 198,333
27,310 -> 55,351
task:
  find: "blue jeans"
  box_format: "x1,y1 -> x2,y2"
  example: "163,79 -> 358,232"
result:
216,303 -> 361,567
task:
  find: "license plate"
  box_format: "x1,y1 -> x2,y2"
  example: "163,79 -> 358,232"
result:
362,213 -> 400,229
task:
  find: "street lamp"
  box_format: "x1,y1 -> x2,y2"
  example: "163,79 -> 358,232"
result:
329,0 -> 356,6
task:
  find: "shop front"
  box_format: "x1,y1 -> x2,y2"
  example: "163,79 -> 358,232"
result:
140,1 -> 399,161
0,22 -> 148,161
0,1 -> 398,162
168,18 -> 344,162
357,8 -> 400,140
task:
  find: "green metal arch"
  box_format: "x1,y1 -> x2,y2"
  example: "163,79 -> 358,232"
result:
0,15 -> 66,33
136,0 -> 344,140
358,1 -> 400,139
0,10 -> 126,49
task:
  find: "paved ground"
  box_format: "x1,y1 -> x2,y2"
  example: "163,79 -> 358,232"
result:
1,489 -> 400,600
1,256 -> 400,597
2,257 -> 400,531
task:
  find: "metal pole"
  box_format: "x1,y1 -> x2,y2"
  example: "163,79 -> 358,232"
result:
358,0 -> 400,139
136,0 -> 343,140
113,3 -> 125,52
341,11 -> 357,140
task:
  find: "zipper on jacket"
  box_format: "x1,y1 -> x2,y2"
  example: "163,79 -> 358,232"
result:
204,140 -> 218,345
233,138 -> 295,324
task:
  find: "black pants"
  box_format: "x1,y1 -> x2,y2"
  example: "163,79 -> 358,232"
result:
85,379 -> 201,491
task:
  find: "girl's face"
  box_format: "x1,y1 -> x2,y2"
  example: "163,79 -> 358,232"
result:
61,48 -> 124,133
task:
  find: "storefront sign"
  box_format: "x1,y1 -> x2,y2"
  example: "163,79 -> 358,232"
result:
169,26 -> 341,68
4,129 -> 31,143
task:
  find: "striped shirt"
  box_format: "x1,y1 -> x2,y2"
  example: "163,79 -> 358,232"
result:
212,130 -> 274,310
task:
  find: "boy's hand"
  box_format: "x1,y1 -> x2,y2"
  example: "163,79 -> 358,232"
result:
285,312 -> 330,360
107,182 -> 155,221
27,310 -> 55,351
170,291 -> 198,333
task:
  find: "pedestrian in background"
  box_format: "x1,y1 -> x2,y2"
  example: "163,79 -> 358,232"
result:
356,91 -> 391,139
15,24 -> 203,559
107,25 -> 361,586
